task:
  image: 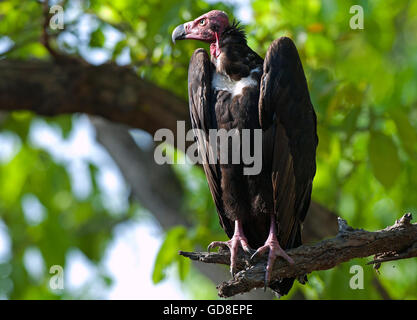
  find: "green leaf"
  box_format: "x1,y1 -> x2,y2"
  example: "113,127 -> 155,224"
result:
177,253 -> 191,281
152,225 -> 188,284
112,39 -> 127,60
389,109 -> 417,159
368,131 -> 401,189
89,28 -> 105,48
342,107 -> 361,141
45,115 -> 73,139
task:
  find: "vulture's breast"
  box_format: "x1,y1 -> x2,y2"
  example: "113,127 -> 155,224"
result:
211,67 -> 262,130
212,67 -> 261,98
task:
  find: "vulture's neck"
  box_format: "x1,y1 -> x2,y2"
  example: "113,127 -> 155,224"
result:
211,23 -> 263,82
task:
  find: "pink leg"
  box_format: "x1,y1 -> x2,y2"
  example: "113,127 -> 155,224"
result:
250,214 -> 294,288
208,220 -> 252,276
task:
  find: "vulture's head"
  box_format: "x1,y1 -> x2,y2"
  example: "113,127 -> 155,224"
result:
172,10 -> 230,57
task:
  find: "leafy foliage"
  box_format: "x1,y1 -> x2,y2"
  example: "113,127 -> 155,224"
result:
0,113 -> 137,299
0,0 -> 417,299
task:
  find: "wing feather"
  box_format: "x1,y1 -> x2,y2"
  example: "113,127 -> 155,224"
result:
259,37 -> 318,249
188,49 -> 233,238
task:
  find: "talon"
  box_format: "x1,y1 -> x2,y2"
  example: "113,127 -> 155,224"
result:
250,245 -> 269,262
240,239 -> 251,254
207,241 -> 229,252
230,264 -> 237,277
208,220 -> 253,277
264,249 -> 276,286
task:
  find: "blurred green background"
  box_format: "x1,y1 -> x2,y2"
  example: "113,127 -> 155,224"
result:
0,0 -> 416,299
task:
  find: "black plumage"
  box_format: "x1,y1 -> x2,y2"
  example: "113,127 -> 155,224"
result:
173,11 -> 318,296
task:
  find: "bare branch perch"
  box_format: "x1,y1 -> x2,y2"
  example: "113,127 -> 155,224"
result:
179,213 -> 417,298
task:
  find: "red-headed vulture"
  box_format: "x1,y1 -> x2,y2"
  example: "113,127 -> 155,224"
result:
172,10 -> 318,296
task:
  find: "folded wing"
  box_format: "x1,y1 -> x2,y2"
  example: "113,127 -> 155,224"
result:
259,37 -> 318,249
188,49 -> 233,238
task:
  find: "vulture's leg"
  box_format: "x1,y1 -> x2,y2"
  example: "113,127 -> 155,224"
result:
207,220 -> 252,276
250,214 -> 294,289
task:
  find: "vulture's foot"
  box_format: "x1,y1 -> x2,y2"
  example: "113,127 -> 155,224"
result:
250,237 -> 294,289
207,235 -> 251,276
207,220 -> 252,276
250,215 -> 295,290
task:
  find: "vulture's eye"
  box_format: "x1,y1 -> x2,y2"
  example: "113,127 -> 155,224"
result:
199,19 -> 206,25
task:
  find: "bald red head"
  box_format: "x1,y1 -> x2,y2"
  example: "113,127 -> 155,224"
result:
172,10 -> 230,44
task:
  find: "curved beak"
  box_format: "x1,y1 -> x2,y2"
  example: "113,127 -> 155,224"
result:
172,24 -> 186,44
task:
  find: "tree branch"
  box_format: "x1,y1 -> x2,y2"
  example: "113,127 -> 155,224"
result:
179,213 -> 417,298
0,59 -> 190,137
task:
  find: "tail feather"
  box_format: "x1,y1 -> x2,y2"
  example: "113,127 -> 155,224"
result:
269,277 -> 296,297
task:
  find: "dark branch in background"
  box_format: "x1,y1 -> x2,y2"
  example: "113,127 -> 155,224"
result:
180,213 -> 417,298
0,59 -> 189,137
